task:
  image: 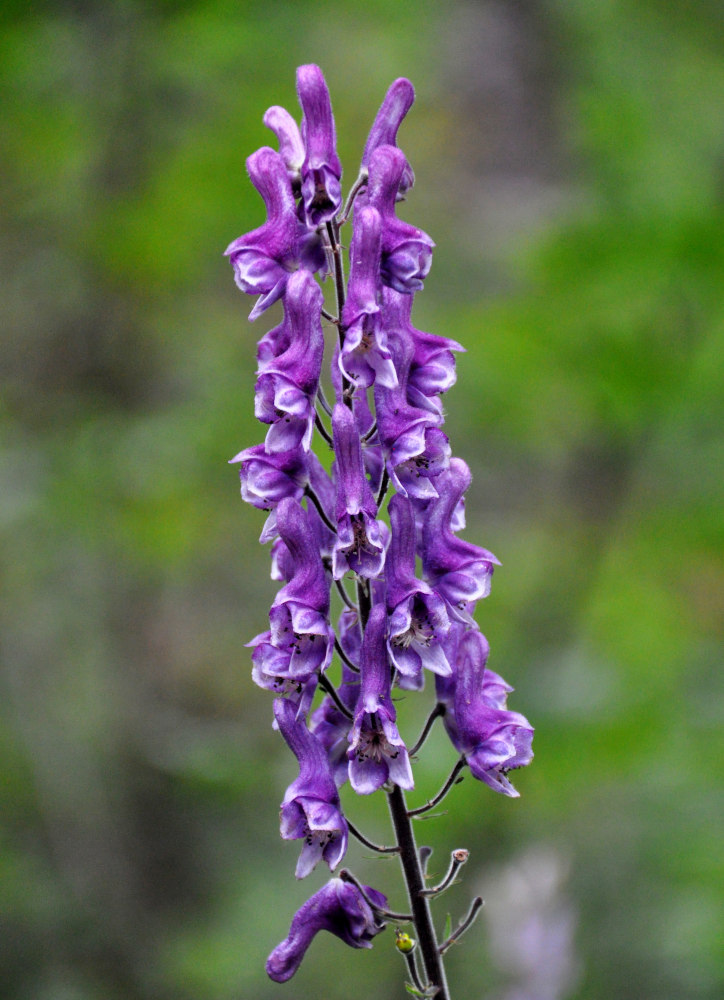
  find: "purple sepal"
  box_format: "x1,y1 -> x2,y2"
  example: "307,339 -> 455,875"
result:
374,327 -> 450,499
263,104 -> 305,191
440,629 -> 533,797
224,148 -> 302,320
229,443 -> 308,515
361,78 -> 416,199
421,458 -> 500,621
366,145 -> 434,293
297,64 -> 343,225
266,877 -> 387,982
347,605 -> 413,794
332,404 -> 386,580
384,287 -> 463,398
274,699 -> 349,877
386,494 -> 451,683
249,499 -> 333,694
254,270 -> 324,452
339,206 -> 398,389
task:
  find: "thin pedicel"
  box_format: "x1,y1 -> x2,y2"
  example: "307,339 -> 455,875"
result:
227,64 -> 534,998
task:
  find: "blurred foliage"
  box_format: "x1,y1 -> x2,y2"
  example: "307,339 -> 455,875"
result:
1,1 -> 722,999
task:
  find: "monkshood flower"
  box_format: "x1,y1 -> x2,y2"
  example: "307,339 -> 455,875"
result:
263,104 -> 305,194
266,877 -> 387,983
421,457 -> 500,621
375,324 -> 451,499
439,629 -> 533,797
229,444 -> 308,544
225,147 -> 320,321
297,64 -> 343,226
366,144 -> 434,293
361,78 -> 416,199
347,604 -> 414,794
386,493 -> 451,686
274,698 -> 349,878
254,269 -> 324,452
332,403 -> 386,579
383,286 -> 464,403
249,498 -> 333,697
339,205 -> 398,389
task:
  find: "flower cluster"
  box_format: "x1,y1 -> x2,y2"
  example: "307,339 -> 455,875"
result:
228,65 -> 533,988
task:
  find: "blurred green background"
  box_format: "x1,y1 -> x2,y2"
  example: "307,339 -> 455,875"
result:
2,1 -> 723,998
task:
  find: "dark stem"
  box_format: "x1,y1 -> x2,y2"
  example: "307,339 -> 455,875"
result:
318,674 -> 353,721
375,466 -> 390,509
316,383 -> 333,416
410,702 -> 446,757
339,868 -> 412,922
320,306 -> 338,325
387,784 -> 450,1000
314,411 -> 334,447
361,418 -> 377,443
438,897 -> 483,956
304,486 -> 336,534
356,577 -> 371,630
334,636 -> 359,673
408,758 -> 466,818
347,818 -> 400,855
334,577 -> 358,612
324,218 -> 354,402
402,943 -> 426,994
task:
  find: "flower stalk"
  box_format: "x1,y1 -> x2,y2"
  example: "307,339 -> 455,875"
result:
226,64 -> 534,996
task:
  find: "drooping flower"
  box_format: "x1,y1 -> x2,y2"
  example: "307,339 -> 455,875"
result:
225,147 -> 323,321
375,322 -> 450,499
440,629 -> 533,797
361,78 -> 416,198
254,269 -> 325,452
366,144 -> 434,293
347,604 -> 414,794
274,698 -> 349,877
383,286 -> 464,402
331,404 -> 386,580
229,444 -> 309,543
297,64 -> 343,225
385,493 -> 451,685
249,498 -> 333,695
421,457 -> 500,621
338,205 -> 398,389
266,877 -> 387,982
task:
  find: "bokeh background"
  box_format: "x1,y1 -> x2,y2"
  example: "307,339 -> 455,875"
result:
2,1 -> 723,998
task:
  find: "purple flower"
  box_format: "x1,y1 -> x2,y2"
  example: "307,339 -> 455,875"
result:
229,444 -> 308,542
225,148 -> 302,320
263,104 -> 305,192
274,698 -> 349,877
385,493 -> 451,684
361,78 -> 416,198
383,287 -> 464,401
266,877 -> 387,982
338,205 -> 398,389
332,404 -> 386,580
421,458 -> 500,621
440,629 -> 533,797
375,326 -> 451,499
347,604 -> 414,794
249,498 -> 333,694
297,64 -> 343,225
254,270 -> 325,452
366,145 -> 434,293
